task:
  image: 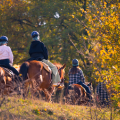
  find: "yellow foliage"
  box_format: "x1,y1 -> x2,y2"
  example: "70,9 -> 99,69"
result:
71,15 -> 74,18
86,1 -> 120,107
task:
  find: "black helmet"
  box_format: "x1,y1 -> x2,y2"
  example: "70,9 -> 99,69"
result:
72,59 -> 79,66
0,36 -> 8,42
31,31 -> 39,38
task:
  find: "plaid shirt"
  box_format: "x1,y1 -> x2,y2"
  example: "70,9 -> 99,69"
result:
96,82 -> 109,103
69,69 -> 85,85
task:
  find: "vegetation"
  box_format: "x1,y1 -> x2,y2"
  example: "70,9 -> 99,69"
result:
0,0 -> 120,117
0,96 -> 120,120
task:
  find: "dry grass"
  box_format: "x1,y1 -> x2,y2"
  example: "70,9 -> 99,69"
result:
0,95 -> 119,120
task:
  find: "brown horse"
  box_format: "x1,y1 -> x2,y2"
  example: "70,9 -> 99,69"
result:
53,63 -> 65,86
19,60 -> 66,101
66,82 -> 93,105
0,67 -> 21,96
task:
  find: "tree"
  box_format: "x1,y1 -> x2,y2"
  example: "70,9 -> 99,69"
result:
0,0 -> 33,63
85,0 -> 120,111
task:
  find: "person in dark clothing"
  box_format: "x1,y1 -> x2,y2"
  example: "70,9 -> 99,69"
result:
28,31 -> 61,87
28,32 -> 48,61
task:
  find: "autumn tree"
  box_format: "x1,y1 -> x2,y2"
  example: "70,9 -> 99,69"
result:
0,0 -> 33,63
85,0 -> 120,112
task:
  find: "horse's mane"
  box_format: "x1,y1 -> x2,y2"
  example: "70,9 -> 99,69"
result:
53,63 -> 62,69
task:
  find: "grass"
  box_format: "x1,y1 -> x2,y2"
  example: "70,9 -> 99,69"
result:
0,96 -> 120,120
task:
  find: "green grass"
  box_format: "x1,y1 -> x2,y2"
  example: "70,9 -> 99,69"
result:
0,96 -> 120,120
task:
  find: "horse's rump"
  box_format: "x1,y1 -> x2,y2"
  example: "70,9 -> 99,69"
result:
66,82 -> 93,105
72,84 -> 86,97
19,60 -> 52,90
0,67 -> 16,95
0,67 -> 14,83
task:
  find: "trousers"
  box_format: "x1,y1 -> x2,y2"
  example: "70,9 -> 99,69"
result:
42,59 -> 61,83
0,59 -> 19,75
77,81 -> 91,94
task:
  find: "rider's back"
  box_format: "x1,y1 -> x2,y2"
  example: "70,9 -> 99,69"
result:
0,45 -> 13,64
29,40 -> 48,60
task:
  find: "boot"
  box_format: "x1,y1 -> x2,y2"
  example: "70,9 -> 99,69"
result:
52,82 -> 60,87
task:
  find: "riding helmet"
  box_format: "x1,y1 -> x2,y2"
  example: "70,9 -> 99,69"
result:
0,36 -> 8,42
72,59 -> 79,66
31,31 -> 39,38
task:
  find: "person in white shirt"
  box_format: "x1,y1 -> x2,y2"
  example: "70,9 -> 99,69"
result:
0,36 -> 19,76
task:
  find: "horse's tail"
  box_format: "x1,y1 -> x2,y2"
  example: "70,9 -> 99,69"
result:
19,62 -> 29,81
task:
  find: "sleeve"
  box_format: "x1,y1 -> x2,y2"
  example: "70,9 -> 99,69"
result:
68,70 -> 71,85
96,83 -> 100,94
79,70 -> 85,83
42,43 -> 48,60
8,47 -> 13,64
29,44 -> 32,56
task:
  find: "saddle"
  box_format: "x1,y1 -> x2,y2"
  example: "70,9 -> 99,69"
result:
0,66 -> 14,78
41,62 -> 51,73
27,57 -> 52,73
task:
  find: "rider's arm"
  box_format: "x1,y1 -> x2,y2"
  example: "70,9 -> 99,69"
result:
68,69 -> 73,85
79,70 -> 85,83
8,46 -> 13,65
42,43 -> 48,60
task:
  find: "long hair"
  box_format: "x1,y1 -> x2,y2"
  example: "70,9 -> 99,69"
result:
69,66 -> 81,74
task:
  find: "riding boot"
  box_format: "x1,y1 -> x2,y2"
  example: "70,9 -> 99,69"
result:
87,93 -> 92,102
52,82 -> 60,87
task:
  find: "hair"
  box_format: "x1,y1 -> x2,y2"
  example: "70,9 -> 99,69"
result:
32,36 -> 40,41
69,66 -> 81,74
0,41 -> 7,46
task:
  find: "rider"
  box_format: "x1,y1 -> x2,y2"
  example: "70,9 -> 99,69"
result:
28,31 -> 61,87
68,59 -> 92,99
0,36 -> 21,80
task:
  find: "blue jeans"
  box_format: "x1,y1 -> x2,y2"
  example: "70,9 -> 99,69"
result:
0,59 -> 19,75
77,81 -> 91,94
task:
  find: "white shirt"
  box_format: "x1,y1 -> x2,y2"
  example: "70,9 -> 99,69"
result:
0,45 -> 13,64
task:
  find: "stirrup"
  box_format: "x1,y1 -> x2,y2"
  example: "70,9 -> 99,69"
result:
57,83 -> 64,89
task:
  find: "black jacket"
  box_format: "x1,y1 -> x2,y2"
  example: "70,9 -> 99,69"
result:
29,40 -> 48,60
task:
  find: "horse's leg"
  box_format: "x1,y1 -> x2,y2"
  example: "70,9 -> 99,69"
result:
23,79 -> 32,99
48,86 -> 55,102
43,89 -> 51,102
74,86 -> 81,105
42,87 -> 54,102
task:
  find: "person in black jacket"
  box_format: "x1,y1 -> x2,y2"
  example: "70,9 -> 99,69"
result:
28,31 -> 61,87
29,32 -> 48,61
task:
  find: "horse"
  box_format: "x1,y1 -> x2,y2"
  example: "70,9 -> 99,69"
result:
0,67 -> 21,97
52,63 -> 66,103
19,60 -> 66,101
65,82 -> 93,105
53,63 -> 65,86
